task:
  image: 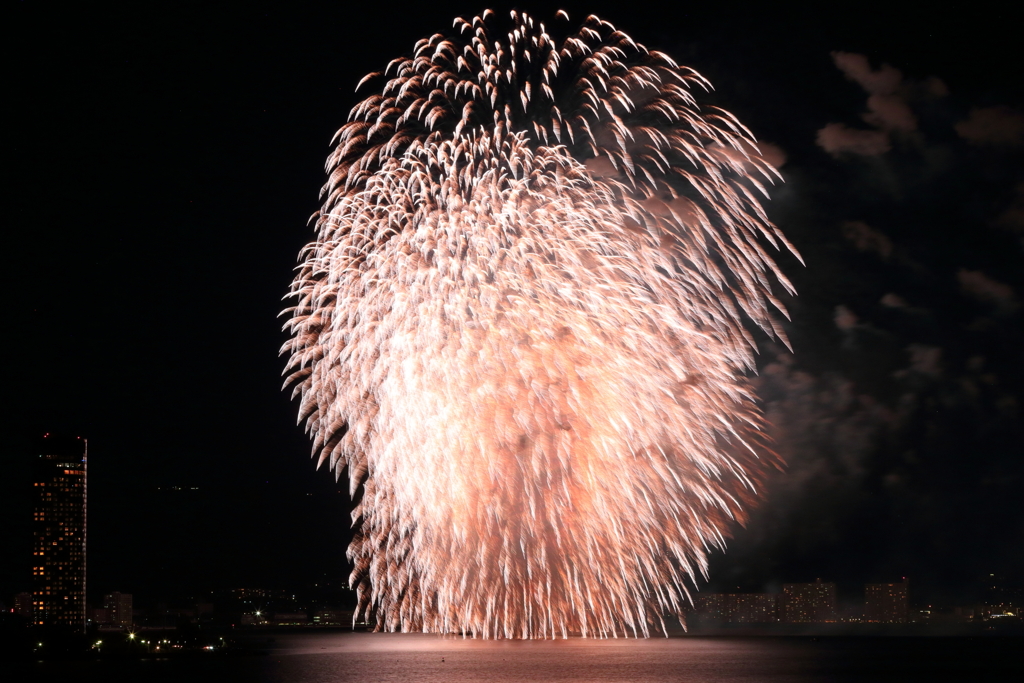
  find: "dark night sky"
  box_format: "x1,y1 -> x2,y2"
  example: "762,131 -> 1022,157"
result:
4,1 -> 1022,608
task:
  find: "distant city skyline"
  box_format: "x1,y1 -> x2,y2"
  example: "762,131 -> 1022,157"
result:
6,433 -> 1021,630
693,579 -> 915,625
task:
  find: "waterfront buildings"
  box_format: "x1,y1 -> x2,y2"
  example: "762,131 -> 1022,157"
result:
865,581 -> 909,623
31,434 -> 88,631
13,592 -> 33,619
782,580 -> 837,623
694,581 -> 838,624
105,592 -> 133,628
695,592 -> 779,623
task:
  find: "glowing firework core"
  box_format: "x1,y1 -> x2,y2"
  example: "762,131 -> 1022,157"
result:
283,9 -> 797,638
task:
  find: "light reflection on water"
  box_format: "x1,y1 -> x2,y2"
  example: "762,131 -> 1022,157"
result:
24,631 -> 1022,682
262,632 -> 802,682
251,631 -> 1019,683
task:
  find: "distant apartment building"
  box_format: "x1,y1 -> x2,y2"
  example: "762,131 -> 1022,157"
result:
695,593 -> 779,623
88,606 -> 111,625
864,582 -> 908,623
312,609 -> 351,626
31,435 -> 88,631
981,573 -> 1023,617
105,592 -> 133,628
273,612 -> 310,625
13,592 -> 33,619
782,580 -> 836,623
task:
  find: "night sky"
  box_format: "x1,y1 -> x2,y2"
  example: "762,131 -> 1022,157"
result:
5,1 -> 1022,610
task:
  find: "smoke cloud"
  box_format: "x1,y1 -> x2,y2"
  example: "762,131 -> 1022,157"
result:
956,106 -> 1024,146
816,123 -> 890,156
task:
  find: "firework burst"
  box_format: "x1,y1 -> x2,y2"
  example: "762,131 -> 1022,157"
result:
282,9 -> 798,638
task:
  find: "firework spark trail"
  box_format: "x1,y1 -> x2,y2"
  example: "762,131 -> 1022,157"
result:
282,10 -> 799,638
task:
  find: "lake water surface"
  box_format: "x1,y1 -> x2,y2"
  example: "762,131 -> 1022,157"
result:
21,631 -> 1022,682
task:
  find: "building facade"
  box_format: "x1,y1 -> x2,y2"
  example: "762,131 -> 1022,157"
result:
695,593 -> 779,623
781,580 -> 836,623
864,581 -> 908,623
31,435 -> 87,630
13,592 -> 33,619
104,592 -> 133,628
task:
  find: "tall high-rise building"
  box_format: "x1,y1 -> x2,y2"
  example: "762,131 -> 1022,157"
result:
865,581 -> 908,623
104,592 -> 133,628
31,434 -> 87,631
781,580 -> 836,623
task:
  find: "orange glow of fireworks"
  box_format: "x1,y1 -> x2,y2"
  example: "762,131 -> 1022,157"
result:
282,9 -> 798,638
